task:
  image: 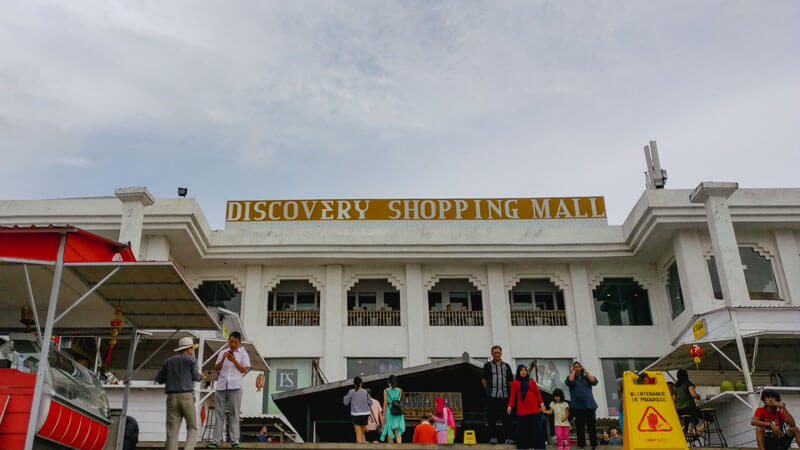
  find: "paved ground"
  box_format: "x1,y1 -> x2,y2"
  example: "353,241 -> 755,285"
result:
137,443 -> 755,449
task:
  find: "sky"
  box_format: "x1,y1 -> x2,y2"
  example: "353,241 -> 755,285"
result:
1,1 -> 798,229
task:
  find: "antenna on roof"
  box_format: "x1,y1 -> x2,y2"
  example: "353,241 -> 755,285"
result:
644,140 -> 667,189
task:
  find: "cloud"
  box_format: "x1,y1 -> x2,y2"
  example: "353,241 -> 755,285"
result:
0,1 -> 797,225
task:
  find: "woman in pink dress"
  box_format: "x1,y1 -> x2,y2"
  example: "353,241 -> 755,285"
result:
431,397 -> 456,444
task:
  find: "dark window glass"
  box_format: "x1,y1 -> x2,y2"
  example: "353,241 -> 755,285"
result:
511,292 -> 533,310
276,293 -> 295,311
470,292 -> 483,311
449,292 -> 468,310
534,292 -> 555,310
347,293 -> 356,310
296,292 -> 316,310
383,291 -> 400,310
195,280 -> 241,314
708,247 -> 781,301
428,292 -> 443,311
593,278 -> 653,326
666,262 -> 686,319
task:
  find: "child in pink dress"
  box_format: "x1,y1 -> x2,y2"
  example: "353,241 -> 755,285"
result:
544,388 -> 571,450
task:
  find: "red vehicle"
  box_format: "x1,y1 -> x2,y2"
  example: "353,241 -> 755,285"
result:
0,335 -> 110,449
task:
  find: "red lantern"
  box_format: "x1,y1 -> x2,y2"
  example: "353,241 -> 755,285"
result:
256,373 -> 266,392
688,345 -> 704,368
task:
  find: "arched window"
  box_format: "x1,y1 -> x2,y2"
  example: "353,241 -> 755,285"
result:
347,279 -> 401,326
707,247 -> 780,300
267,280 -> 320,326
665,262 -> 685,319
195,280 -> 241,314
508,278 -> 567,326
427,278 -> 484,326
593,278 -> 653,326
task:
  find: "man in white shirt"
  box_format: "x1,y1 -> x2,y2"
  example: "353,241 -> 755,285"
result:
208,332 -> 250,449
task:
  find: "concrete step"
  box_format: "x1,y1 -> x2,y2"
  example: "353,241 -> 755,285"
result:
137,443 -> 754,449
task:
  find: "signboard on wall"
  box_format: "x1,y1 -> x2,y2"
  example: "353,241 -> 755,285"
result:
226,197 -> 606,222
692,319 -> 707,340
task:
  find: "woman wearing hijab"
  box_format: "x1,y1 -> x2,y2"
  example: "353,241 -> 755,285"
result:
431,396 -> 456,444
507,364 -> 546,449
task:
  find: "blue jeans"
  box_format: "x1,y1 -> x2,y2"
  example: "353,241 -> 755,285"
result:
619,409 -> 624,433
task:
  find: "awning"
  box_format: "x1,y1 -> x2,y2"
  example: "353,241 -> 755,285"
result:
0,225 -> 221,450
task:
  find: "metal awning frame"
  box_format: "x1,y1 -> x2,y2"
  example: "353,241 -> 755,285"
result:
9,236 -> 221,450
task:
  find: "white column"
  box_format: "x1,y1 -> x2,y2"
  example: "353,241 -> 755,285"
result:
774,230 -> 800,305
114,187 -> 154,259
241,266 -> 263,342
690,182 -> 755,398
405,264 -> 427,366
689,183 -> 748,307
567,263 -> 608,414
673,230 -> 713,315
142,235 -> 170,261
322,264 -> 345,381
486,264 -> 511,353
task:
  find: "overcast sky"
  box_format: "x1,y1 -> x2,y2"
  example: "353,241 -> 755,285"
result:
1,1 -> 798,228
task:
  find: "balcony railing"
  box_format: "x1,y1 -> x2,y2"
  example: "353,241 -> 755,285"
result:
510,309 -> 567,326
347,310 -> 401,326
428,310 -> 484,326
267,310 -> 320,326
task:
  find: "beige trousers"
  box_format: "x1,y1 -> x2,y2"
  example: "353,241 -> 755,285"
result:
166,392 -> 198,450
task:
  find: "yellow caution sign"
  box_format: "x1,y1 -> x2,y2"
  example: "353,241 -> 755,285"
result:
463,430 -> 477,444
623,371 -> 688,450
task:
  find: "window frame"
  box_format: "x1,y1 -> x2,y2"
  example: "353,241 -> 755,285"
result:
706,246 -> 782,301
592,277 -> 654,326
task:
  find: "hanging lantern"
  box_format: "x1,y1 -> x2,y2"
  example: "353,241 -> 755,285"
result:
256,372 -> 266,392
688,344 -> 704,368
109,306 -> 123,346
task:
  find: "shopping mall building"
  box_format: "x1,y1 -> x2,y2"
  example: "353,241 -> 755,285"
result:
2,178 -> 800,442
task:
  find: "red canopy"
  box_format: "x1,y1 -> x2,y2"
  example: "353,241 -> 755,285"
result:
0,226 -> 136,263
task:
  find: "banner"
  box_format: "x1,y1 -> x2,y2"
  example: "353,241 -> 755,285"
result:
226,197 -> 606,222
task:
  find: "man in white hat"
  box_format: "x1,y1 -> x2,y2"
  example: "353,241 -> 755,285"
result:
156,336 -> 203,450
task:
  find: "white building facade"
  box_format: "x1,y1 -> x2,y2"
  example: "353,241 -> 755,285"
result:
3,184 -> 800,422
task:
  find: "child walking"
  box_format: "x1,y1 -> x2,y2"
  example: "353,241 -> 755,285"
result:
545,388 -> 571,450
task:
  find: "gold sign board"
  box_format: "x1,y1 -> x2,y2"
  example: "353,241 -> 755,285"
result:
402,392 -> 463,422
226,197 -> 606,222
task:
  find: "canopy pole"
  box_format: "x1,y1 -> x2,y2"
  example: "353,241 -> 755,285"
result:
709,342 -> 743,372
24,234 -> 67,450
117,327 -> 139,450
730,309 -> 756,407
203,344 -> 228,367
750,336 -> 760,375
53,266 -> 121,324
23,264 -> 42,345
196,337 -> 205,413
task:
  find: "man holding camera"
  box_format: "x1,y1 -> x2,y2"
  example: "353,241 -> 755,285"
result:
208,332 -> 250,449
565,361 -> 599,450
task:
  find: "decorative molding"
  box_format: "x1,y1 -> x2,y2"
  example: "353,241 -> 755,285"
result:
504,273 -> 569,292
703,243 -> 776,261
344,273 -> 404,292
423,274 -> 487,292
187,274 -> 246,292
263,274 -> 325,293
588,273 -> 653,291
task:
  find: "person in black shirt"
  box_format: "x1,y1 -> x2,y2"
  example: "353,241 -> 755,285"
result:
482,345 -> 514,444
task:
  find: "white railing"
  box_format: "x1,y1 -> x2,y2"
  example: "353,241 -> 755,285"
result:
428,310 -> 484,326
510,309 -> 567,326
347,310 -> 401,326
267,310 -> 320,326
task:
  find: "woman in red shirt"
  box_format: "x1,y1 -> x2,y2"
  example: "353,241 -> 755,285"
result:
507,365 -> 546,449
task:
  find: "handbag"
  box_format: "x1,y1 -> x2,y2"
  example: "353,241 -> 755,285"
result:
761,409 -> 793,450
389,389 -> 403,415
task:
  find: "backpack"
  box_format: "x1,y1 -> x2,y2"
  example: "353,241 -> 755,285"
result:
388,389 -> 403,415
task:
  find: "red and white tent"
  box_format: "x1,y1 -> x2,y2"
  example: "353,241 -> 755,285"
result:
0,226 -> 220,449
